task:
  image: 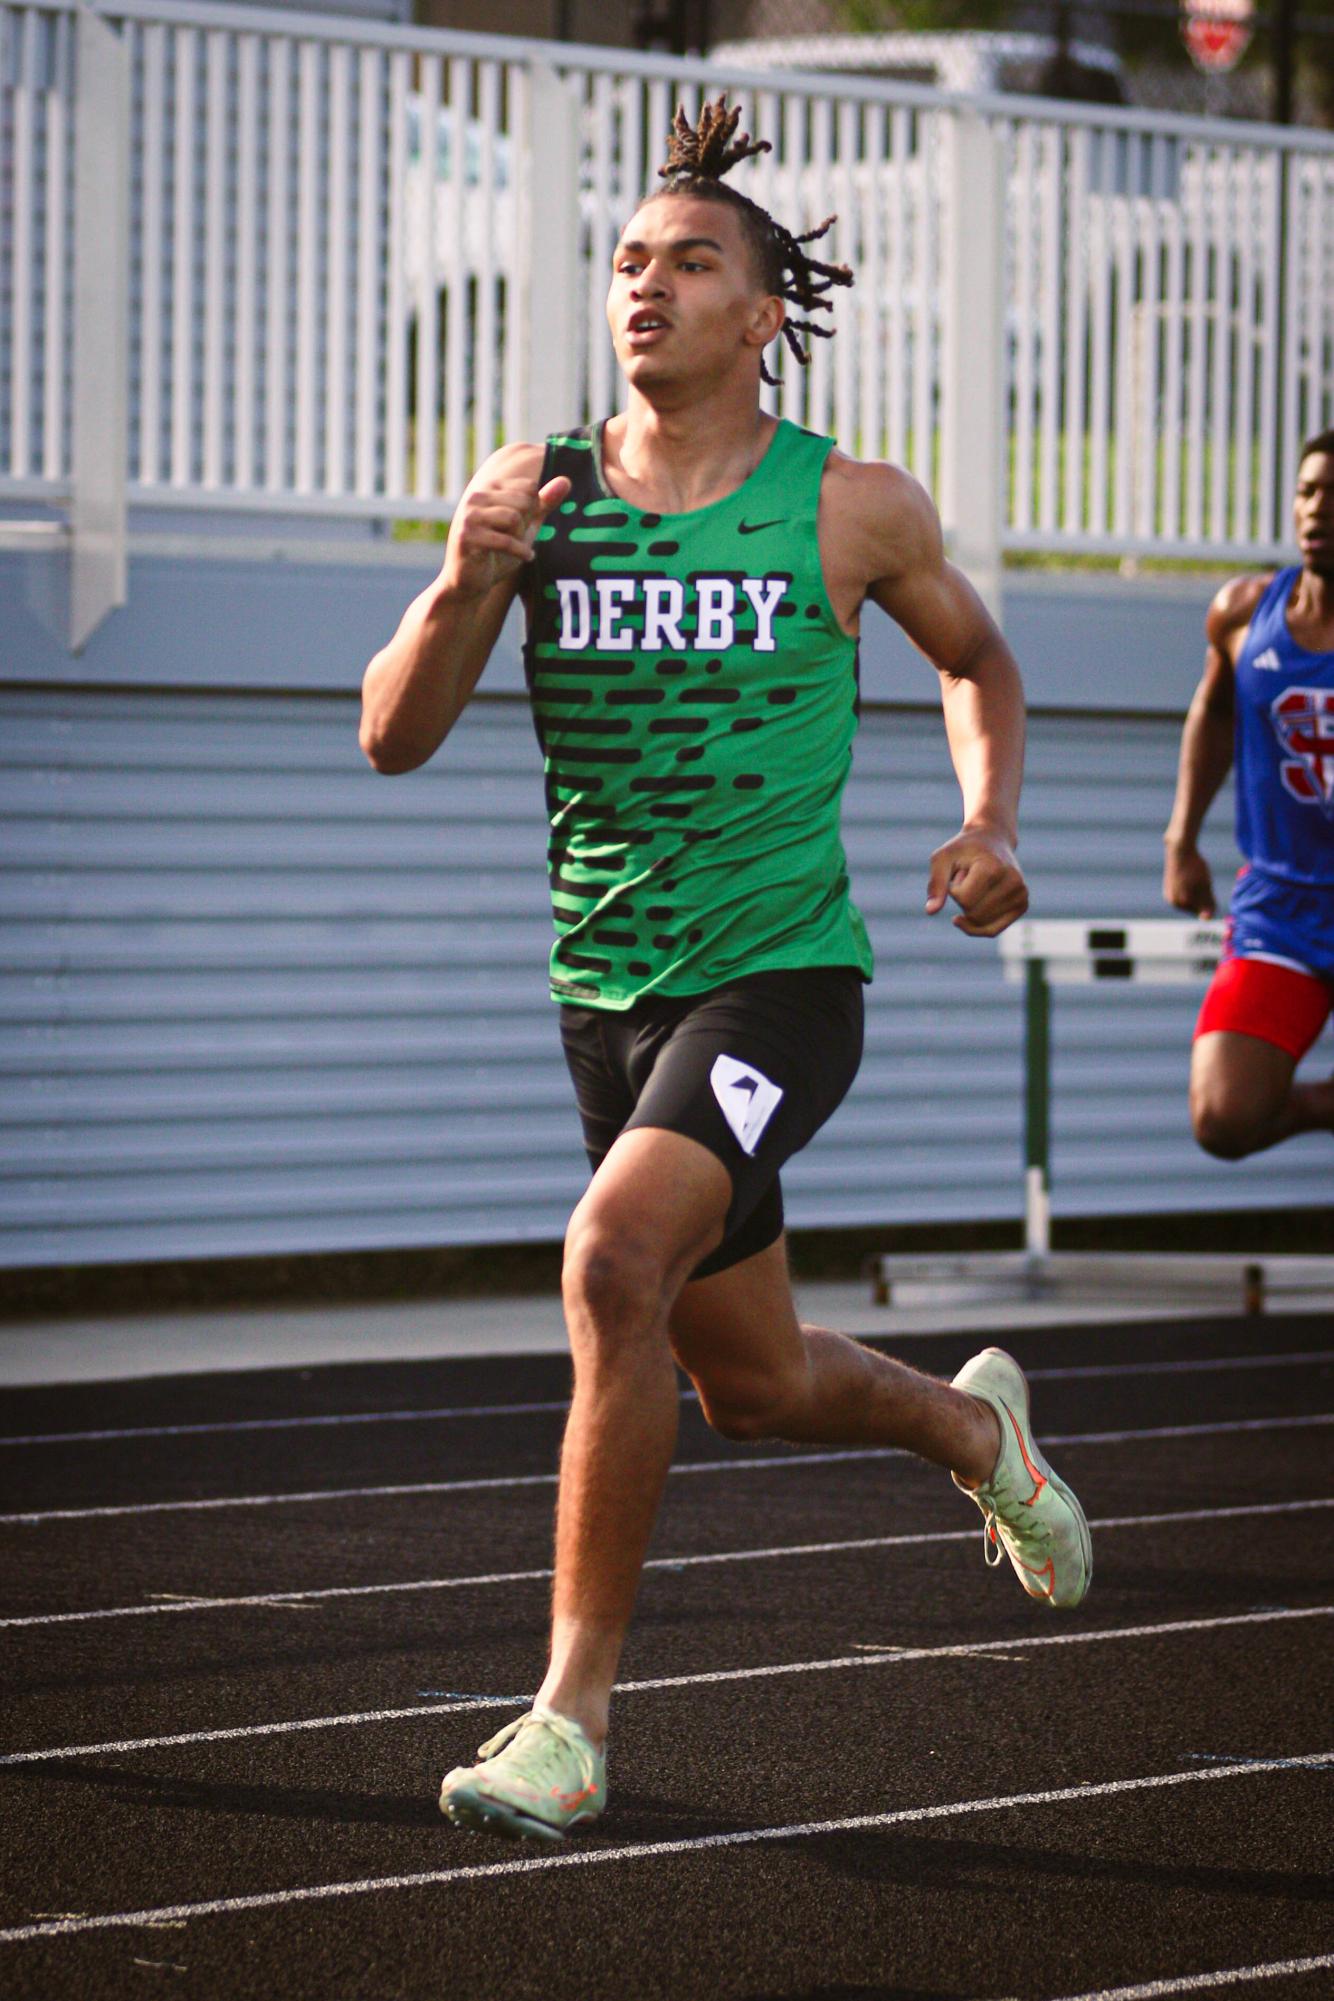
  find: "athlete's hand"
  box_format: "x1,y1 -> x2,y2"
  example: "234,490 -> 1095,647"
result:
441,471 -> 571,602
925,829 -> 1028,936
1162,842 -> 1216,919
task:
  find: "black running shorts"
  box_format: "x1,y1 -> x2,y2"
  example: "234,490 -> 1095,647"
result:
558,965 -> 866,1279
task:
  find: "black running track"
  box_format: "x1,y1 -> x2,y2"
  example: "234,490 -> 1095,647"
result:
2,1314 -> 1333,2001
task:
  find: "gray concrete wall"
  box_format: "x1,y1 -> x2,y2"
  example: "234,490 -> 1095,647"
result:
6,540 -> 1298,1275
1,544 -> 1220,713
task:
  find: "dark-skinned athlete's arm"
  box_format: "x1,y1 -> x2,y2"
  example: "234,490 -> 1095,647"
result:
1161,576 -> 1261,920
360,443 -> 570,774
859,468 -> 1028,937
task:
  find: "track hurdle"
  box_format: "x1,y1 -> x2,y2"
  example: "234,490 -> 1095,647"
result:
997,919 -> 1226,1263
859,915 -> 1313,1311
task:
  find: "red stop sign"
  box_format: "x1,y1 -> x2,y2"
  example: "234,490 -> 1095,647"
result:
1181,0 -> 1254,72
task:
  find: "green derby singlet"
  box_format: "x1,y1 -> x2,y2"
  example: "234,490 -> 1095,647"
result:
521,417 -> 873,1009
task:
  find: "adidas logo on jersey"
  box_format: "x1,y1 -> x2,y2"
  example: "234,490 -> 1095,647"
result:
554,575 -> 790,655
1253,647 -> 1282,671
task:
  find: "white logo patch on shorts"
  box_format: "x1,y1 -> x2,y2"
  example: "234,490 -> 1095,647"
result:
710,1054 -> 784,1157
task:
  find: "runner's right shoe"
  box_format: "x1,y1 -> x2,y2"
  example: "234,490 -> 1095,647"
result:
951,1346 -> 1092,1610
439,1705 -> 606,1843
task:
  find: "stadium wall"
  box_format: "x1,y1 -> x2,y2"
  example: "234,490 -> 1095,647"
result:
2,549 -> 1325,1273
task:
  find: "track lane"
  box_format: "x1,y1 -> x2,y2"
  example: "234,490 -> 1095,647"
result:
5,1345 -> 1332,1451
3,1653 -> 1331,2000
4,1414 -> 1334,1625
3,1319 -> 1331,1515
5,1319 -> 1331,2001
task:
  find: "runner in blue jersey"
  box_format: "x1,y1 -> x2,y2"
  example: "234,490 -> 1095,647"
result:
1163,429 -> 1334,1158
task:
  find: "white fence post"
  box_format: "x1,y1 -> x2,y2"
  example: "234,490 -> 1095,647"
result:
519,62 -> 582,444
940,109 -> 1006,625
69,0 -> 129,652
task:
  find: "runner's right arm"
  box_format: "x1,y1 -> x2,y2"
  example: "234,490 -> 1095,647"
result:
1161,575 -> 1267,918
360,444 -> 569,774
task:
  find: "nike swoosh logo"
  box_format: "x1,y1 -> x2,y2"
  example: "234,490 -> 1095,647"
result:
737,518 -> 784,535
1001,1399 -> 1048,1507
1016,1555 -> 1056,1599
551,1784 -> 599,1809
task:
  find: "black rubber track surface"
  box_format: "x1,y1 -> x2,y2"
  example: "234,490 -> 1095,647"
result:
2,1315 -> 1332,2001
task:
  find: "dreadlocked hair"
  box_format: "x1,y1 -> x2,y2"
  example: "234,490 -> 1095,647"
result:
650,97 -> 853,387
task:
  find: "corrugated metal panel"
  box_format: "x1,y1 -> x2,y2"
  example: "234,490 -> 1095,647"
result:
0,687 -> 1323,1269
828,710 -> 1327,1232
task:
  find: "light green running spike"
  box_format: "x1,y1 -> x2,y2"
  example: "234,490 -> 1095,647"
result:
952,1346 -> 1093,1610
440,1705 -> 607,1842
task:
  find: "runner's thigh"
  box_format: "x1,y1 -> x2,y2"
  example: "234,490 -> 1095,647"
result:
624,965 -> 865,1245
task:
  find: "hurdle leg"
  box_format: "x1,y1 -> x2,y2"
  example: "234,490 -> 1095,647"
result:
1024,957 -> 1052,1270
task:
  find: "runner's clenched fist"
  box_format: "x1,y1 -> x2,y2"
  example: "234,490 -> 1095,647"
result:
443,449 -> 571,601
925,827 -> 1029,936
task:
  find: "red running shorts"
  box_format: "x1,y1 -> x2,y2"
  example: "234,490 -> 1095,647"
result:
1194,953 -> 1334,1061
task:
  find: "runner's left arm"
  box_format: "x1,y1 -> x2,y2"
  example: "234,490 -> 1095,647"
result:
860,469 -> 1028,938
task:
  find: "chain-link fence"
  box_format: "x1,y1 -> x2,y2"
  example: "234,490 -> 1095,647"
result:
507,0 -> 1334,128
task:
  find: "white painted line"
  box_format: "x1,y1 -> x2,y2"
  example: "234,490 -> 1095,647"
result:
0,1694 -> 524,1767
0,1398 -> 575,1449
3,1602 -> 1331,1766
4,1494 -> 1331,1635
612,1605 -> 1334,1694
3,1412 -> 1331,1529
1027,1348 -> 1334,1384
1056,1413 -> 1334,1445
5,1348 -> 1329,1450
1042,1950 -> 1334,1999
0,1566 -> 560,1630
1,1751 -> 1329,1945
0,1445 -> 879,1526
3,1494 -> 1331,1634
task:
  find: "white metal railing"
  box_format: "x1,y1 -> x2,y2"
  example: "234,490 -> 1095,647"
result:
3,1 -> 1334,642
1002,117 -> 1334,556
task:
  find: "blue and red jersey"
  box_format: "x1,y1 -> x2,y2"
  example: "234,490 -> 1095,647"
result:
1234,566 -> 1334,887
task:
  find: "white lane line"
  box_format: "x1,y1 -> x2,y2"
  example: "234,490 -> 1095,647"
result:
1028,1349 -> 1334,1383
3,1493 -> 1331,1634
0,1446 -> 879,1527
5,1348 -> 1330,1450
1041,1951 -> 1334,1999
1,1751 -> 1330,1945
4,1412 -> 1332,1529
0,1694 -> 526,1768
4,1603 -> 1332,1766
612,1605 -> 1334,1693
0,1398 -> 575,1450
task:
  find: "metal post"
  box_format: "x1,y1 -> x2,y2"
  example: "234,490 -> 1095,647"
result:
519,64 -> 582,445
1024,956 -> 1052,1263
70,1 -> 129,653
940,110 -> 1006,626
1271,0 -> 1297,125
1267,2 -> 1301,548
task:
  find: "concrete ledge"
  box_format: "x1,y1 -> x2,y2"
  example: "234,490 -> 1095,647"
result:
4,1265 -> 1332,1386
3,546 -> 1224,715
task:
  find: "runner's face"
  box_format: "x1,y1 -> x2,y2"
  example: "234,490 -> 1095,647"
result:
1294,453 -> 1334,580
607,196 -> 780,392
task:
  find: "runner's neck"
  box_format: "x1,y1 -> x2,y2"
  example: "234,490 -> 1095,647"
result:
1289,568 -> 1334,646
604,400 -> 778,516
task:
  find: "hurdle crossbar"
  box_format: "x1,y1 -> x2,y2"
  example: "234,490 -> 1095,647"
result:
996,919 -> 1226,1260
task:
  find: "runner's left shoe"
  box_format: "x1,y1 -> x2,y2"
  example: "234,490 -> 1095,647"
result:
951,1346 -> 1092,1610
439,1705 -> 606,1842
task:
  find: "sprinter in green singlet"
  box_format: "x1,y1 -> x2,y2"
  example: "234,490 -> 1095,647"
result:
362,100 -> 1092,1843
